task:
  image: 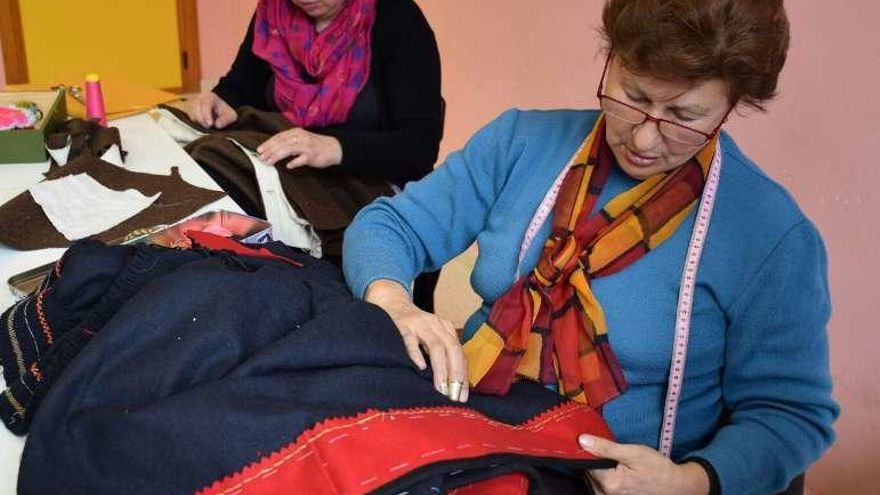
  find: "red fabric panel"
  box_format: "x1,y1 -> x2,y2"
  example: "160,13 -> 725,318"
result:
186,230 -> 303,267
198,402 -> 612,495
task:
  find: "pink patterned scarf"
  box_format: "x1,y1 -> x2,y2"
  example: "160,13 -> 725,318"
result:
252,0 -> 377,127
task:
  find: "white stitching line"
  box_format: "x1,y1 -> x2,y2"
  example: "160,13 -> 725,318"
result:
327,433 -> 349,445
419,448 -> 445,458
389,462 -> 410,472
22,299 -> 41,358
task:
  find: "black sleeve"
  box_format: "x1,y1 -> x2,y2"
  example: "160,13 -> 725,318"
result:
212,14 -> 274,110
319,0 -> 442,183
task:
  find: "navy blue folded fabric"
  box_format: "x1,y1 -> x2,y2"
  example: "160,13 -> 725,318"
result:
13,241 -> 611,494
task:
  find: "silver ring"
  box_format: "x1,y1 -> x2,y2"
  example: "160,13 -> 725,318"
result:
448,380 -> 463,402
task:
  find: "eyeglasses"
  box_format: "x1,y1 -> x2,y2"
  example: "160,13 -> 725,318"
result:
596,54 -> 727,147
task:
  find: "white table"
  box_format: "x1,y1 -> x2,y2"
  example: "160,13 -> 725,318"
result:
0,113 -> 240,494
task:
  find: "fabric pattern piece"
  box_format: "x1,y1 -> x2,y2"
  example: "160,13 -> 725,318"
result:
252,0 -> 377,127
29,173 -> 160,241
465,116 -> 717,409
0,154 -> 224,251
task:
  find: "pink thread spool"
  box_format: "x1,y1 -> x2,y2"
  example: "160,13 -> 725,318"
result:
84,73 -> 107,126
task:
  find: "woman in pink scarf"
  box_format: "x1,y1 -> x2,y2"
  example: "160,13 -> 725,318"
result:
185,0 -> 441,183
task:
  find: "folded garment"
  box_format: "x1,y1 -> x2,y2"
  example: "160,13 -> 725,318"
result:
29,173 -> 160,240
164,104 -> 393,257
231,139 -> 322,257
10,237 -> 614,494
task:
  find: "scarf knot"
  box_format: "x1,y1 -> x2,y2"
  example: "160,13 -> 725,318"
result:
534,233 -> 580,288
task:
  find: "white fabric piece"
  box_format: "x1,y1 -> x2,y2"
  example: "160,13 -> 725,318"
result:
230,140 -> 322,258
28,173 -> 160,241
44,141 -> 122,167
45,135 -> 71,166
100,144 -> 124,167
154,107 -> 207,146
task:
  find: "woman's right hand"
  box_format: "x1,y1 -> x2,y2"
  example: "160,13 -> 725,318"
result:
365,279 -> 469,403
186,92 -> 238,129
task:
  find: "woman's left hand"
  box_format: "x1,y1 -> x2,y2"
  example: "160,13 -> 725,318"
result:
579,435 -> 710,495
256,128 -> 343,169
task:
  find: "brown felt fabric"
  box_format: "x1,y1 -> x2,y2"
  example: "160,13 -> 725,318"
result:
0,155 -> 224,251
45,119 -> 124,162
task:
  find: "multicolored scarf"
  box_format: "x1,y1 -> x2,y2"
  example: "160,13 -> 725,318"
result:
252,0 -> 376,127
464,115 -> 717,409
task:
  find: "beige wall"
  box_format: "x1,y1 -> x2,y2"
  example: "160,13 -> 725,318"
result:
1,1 -> 877,493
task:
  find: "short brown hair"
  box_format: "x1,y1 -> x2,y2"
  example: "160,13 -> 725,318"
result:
601,0 -> 790,111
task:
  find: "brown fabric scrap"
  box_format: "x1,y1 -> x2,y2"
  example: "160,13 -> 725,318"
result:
0,155 -> 224,251
45,118 -> 124,162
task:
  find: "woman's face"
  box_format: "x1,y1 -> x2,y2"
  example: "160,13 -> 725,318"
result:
602,57 -> 731,180
289,0 -> 347,22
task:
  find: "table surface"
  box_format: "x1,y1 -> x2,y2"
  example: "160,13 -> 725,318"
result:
0,112 -> 240,493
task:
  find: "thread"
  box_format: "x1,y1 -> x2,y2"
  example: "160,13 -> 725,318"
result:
84,73 -> 107,126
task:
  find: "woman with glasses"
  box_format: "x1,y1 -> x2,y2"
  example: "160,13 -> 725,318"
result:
343,1 -> 837,494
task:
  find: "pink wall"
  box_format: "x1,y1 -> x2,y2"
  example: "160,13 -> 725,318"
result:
196,0 -> 259,83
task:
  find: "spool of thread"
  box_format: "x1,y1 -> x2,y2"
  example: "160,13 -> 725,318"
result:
84,73 -> 107,126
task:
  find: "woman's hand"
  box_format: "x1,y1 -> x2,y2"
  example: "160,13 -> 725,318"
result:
256,128 -> 343,169
365,279 -> 469,402
186,92 -> 237,129
579,435 -> 710,495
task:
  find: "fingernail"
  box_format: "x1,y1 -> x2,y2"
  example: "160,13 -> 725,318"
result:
579,434 -> 595,449
439,382 -> 448,395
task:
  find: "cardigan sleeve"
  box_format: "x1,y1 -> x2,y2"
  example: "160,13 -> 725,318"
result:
684,220 -> 838,495
343,109 -> 521,298
320,0 -> 442,183
211,15 -> 274,110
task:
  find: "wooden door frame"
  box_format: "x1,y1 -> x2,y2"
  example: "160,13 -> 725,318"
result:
0,0 -> 201,93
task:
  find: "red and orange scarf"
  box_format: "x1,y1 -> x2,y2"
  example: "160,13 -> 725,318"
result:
252,0 -> 376,127
464,115 -> 717,409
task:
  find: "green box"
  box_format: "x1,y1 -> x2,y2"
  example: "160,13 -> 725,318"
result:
0,89 -> 68,164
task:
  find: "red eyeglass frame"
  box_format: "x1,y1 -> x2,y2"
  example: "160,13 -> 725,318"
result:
596,53 -> 734,146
